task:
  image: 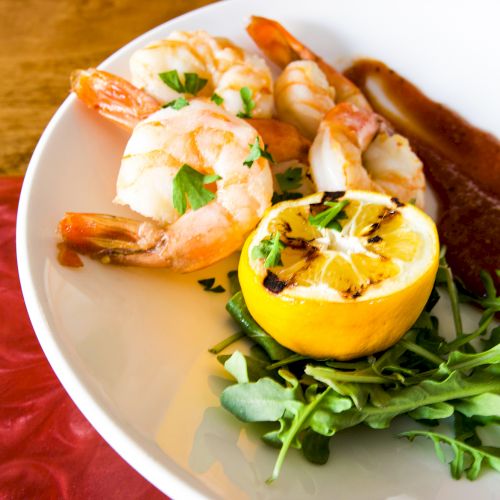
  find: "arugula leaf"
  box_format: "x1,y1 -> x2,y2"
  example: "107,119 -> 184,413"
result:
184,72 -> 208,95
267,385 -> 335,482
469,269 -> 500,311
197,277 -> 225,293
305,365 -> 392,384
227,270 -> 241,295
306,387 -> 353,435
210,93 -> 224,105
226,292 -> 293,361
251,232 -> 285,268
220,375 -> 303,423
159,70 -> 185,93
222,351 -> 250,383
482,326 -> 500,350
309,200 -> 350,230
306,368 -> 500,431
172,164 -> 221,215
454,392 -> 500,417
250,344 -> 272,362
438,253 -> 463,337
162,97 -> 189,110
208,331 -> 244,354
371,331 -> 415,376
413,314 -> 447,358
276,167 -> 302,192
243,138 -> 275,167
446,310 -> 496,352
398,338 -> 444,366
480,269 -> 497,295
442,344 -> 500,374
267,353 -> 311,370
237,86 -> 256,118
218,351 -> 274,382
214,258 -> 500,482
454,412 -> 483,446
221,366 -> 352,481
301,429 -> 331,464
408,402 -> 454,421
399,430 -> 500,480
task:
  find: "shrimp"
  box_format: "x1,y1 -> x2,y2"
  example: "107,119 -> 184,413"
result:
247,16 -> 426,207
309,103 -> 425,207
59,99 -> 273,272
274,60 -> 336,139
71,68 -> 310,164
130,30 -> 274,118
246,16 -> 370,111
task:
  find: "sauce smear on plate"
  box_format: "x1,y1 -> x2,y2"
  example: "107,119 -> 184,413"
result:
347,60 -> 500,295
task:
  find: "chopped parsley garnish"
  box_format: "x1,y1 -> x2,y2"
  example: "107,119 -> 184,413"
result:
184,72 -> 208,95
198,278 -> 225,293
251,232 -> 285,268
159,70 -> 185,93
276,167 -> 303,192
162,97 -> 190,110
272,191 -> 303,204
237,86 -> 256,118
172,164 -> 221,215
158,70 -> 207,95
243,138 -> 275,167
309,200 -> 350,230
211,93 -> 224,106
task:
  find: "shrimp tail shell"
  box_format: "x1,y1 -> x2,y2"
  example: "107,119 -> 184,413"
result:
246,16 -> 369,110
71,69 -> 161,130
58,213 -> 169,267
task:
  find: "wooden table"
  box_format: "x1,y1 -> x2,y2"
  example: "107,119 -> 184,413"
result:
0,0 -> 217,176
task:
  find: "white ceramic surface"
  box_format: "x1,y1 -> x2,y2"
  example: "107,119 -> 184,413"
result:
17,0 -> 500,498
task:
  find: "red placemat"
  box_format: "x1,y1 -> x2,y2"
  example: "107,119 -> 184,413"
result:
0,177 -> 166,500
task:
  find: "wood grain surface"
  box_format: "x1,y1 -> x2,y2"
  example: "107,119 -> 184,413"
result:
0,0 -> 217,176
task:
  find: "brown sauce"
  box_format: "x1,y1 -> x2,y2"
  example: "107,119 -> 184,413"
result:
346,60 -> 500,295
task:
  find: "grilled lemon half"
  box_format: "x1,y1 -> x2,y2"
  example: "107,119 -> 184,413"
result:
239,191 -> 439,360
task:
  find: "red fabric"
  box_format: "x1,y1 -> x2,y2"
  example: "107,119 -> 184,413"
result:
0,177 -> 166,500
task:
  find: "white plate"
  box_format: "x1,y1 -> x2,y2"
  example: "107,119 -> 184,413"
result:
17,0 -> 500,498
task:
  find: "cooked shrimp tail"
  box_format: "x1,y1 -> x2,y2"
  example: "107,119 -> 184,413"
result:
246,118 -> 311,163
71,68 -> 161,130
246,16 -> 369,110
59,213 -> 166,266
